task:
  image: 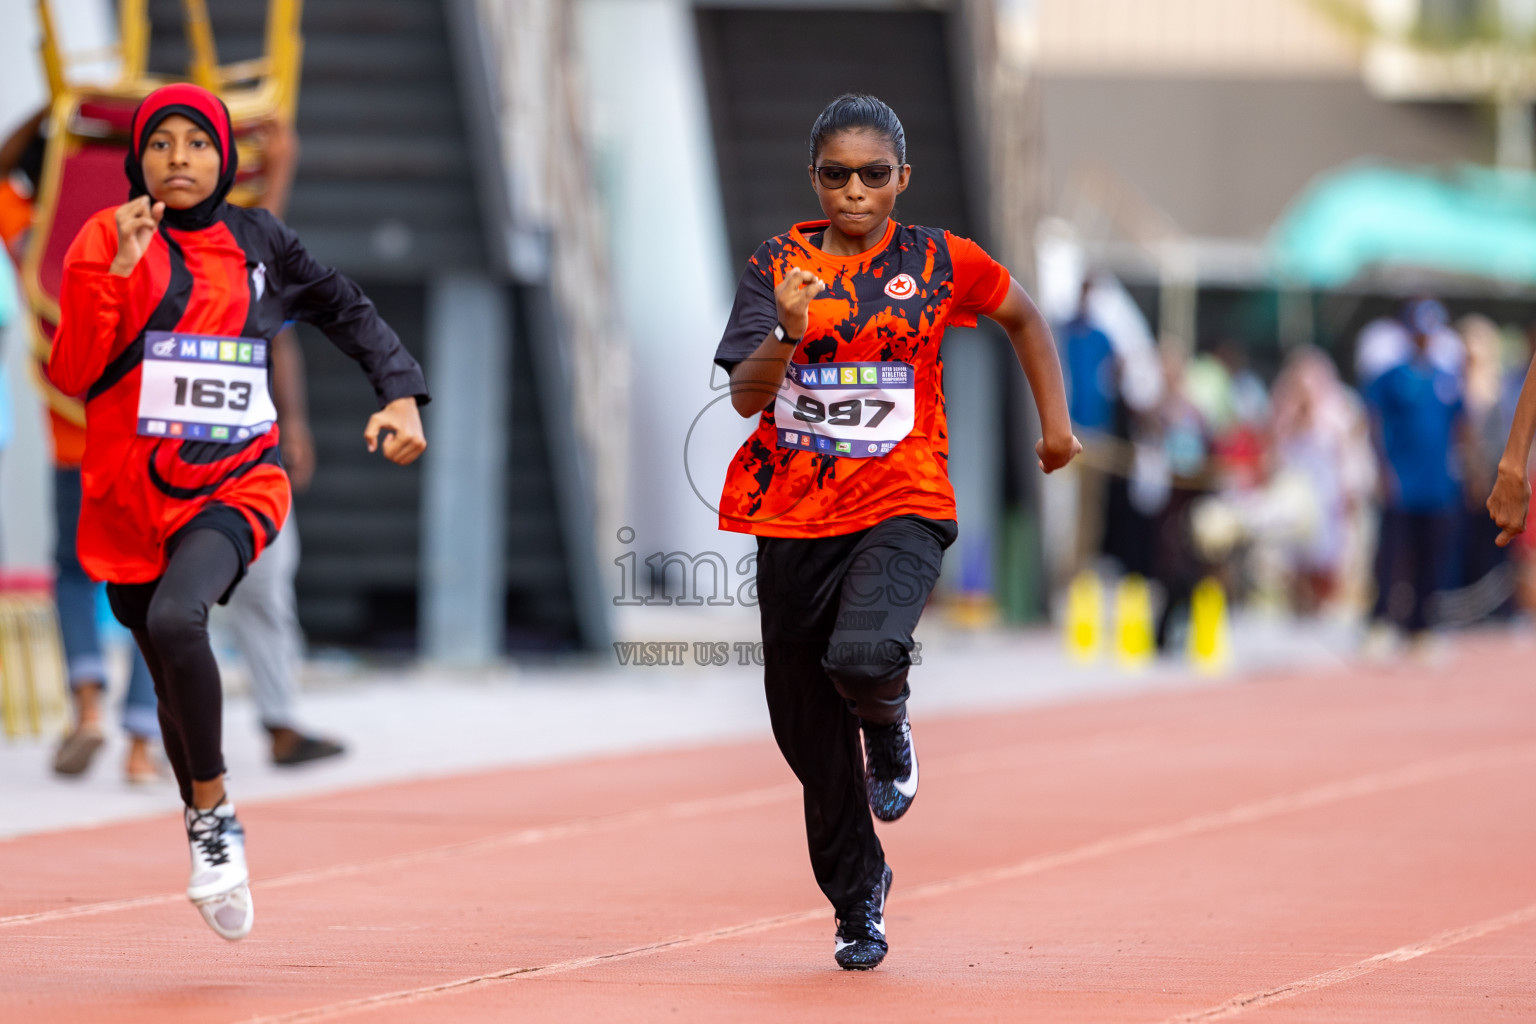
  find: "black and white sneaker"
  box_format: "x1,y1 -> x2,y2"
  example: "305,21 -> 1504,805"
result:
834,864 -> 892,970
862,710 -> 918,822
185,799 -> 254,941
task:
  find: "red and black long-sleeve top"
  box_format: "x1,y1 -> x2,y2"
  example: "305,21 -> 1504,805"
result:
48,203 -> 429,583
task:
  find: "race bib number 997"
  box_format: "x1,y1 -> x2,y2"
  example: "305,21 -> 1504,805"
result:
775,361 -> 916,459
136,331 -> 279,443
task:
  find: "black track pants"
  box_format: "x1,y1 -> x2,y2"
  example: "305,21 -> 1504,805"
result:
756,514 -> 956,911
1372,507 -> 1455,634
107,529 -> 243,805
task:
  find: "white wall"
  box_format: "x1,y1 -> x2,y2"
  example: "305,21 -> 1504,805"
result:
578,0 -> 756,627
0,0 -> 118,136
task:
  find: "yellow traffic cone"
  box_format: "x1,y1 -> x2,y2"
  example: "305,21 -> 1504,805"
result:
1115,574 -> 1156,668
1188,576 -> 1230,672
1064,571 -> 1103,662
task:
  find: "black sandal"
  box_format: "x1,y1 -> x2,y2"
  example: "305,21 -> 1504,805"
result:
269,728 -> 346,766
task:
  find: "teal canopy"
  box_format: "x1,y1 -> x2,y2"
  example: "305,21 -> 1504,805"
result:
1269,162 -> 1536,287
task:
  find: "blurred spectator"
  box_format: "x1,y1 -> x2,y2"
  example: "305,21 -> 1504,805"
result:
218,116 -> 344,766
1429,313 -> 1528,626
0,111 -> 43,553
0,109 -> 164,781
1451,315 -> 1510,607
1146,346 -> 1212,651
0,108 -> 44,261
0,210 -> 15,548
1059,279 -> 1118,573
1354,297 -> 1463,387
1086,274 -> 1167,586
1062,279 -> 1117,433
222,323 -> 343,764
1186,340 -> 1268,491
1269,347 -> 1376,614
1364,299 -> 1471,646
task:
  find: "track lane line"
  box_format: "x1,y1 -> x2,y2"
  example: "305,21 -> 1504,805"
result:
902,739 -> 1536,901
239,908 -> 834,1024
0,784 -> 797,930
0,725 -> 1191,930
1160,902 -> 1536,1022
232,740 -> 1536,1024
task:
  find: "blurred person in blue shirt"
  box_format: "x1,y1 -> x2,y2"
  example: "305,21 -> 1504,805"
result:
1059,279 -> 1119,574
1364,298 -> 1470,641
1355,295 -> 1463,388
1062,280 -> 1117,433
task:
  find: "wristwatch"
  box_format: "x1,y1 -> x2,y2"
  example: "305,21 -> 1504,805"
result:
773,323 -> 801,345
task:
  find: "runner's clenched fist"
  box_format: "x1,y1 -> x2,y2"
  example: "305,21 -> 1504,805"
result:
110,196 -> 165,277
365,396 -> 428,466
1487,463 -> 1530,547
774,268 -> 826,339
1036,433 -> 1084,474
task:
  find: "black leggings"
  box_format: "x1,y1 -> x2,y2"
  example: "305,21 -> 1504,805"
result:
756,514 -> 956,912
107,529 -> 243,805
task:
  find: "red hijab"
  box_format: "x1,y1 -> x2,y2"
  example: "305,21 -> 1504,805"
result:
124,83 -> 238,231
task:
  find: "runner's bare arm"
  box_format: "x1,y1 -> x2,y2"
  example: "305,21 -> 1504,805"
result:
729,268 -> 825,417
1488,352 -> 1536,545
986,277 -> 1081,473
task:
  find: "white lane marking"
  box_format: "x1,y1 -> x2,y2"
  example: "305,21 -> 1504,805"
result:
1160,902 -> 1536,1022
902,741 -> 1536,903
233,741 -> 1536,1024
0,726 -> 1186,929
0,784 -> 796,930
240,907 -> 832,1024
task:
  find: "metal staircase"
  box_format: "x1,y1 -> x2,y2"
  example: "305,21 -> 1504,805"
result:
144,0 -> 585,651
695,5 -> 978,267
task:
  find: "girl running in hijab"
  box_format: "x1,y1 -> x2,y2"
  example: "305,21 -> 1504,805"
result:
48,83 -> 428,941
714,94 -> 1079,970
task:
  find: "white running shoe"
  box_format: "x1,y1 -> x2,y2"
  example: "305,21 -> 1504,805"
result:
185,800 -> 254,941
197,885 -> 255,941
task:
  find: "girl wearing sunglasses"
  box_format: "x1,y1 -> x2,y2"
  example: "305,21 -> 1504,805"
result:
712,93 -> 1080,970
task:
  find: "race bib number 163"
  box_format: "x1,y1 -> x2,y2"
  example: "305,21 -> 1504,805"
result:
136,331 -> 278,443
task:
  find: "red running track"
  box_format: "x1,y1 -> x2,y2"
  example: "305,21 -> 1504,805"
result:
3,636 -> 1536,1022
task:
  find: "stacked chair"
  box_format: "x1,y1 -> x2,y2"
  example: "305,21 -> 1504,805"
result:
0,571 -> 69,739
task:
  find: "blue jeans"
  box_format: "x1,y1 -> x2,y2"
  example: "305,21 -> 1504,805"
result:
54,467 -> 159,740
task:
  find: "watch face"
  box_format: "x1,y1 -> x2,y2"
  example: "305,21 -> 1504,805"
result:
773,324 -> 786,341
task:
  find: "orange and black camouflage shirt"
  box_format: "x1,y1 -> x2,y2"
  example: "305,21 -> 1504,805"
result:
713,219 -> 1010,539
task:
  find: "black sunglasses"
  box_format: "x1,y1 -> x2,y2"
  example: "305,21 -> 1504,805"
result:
813,163 -> 898,189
